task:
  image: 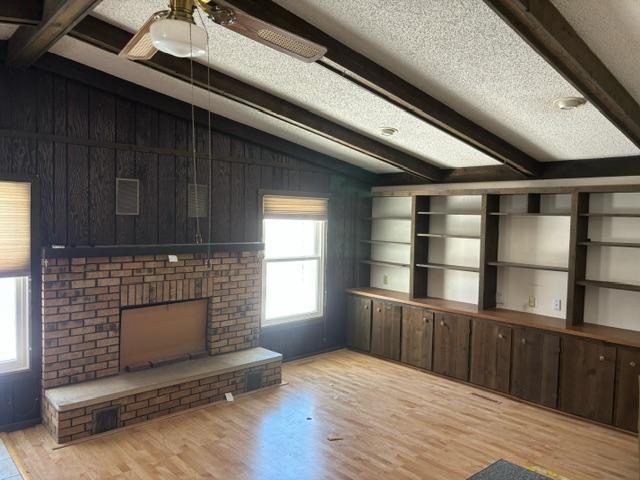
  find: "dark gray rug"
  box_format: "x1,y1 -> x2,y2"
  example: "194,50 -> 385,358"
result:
468,459 -> 550,480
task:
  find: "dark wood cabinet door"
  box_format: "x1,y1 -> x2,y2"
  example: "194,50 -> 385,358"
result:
559,337 -> 616,424
510,328 -> 560,407
401,306 -> 434,370
614,347 -> 640,432
370,301 -> 401,361
470,319 -> 512,393
346,295 -> 372,352
433,312 -> 471,380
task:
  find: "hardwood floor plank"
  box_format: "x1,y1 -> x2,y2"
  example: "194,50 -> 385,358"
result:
4,350 -> 636,479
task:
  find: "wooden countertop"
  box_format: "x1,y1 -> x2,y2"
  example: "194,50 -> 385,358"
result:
347,287 -> 640,349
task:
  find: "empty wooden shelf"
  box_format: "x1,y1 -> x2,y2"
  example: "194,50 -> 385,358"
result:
416,211 -> 480,216
416,262 -> 480,273
579,241 -> 640,249
577,279 -> 640,292
489,212 -> 570,217
487,261 -> 568,272
360,239 -> 411,246
579,213 -> 640,218
361,260 -> 410,269
416,233 -> 481,240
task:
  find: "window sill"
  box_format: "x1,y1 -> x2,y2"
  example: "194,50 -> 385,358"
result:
261,315 -> 324,331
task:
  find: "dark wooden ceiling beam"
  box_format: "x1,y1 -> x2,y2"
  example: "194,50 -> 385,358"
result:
69,16 -> 442,182
6,0 -> 102,68
223,0 -> 542,177
0,0 -> 42,25
484,0 -> 640,149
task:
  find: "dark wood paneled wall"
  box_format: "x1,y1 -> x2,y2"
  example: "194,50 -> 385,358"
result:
0,59 -> 368,430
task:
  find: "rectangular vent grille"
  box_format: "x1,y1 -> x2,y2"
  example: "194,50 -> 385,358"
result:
116,178 -> 139,216
93,405 -> 120,434
245,371 -> 264,392
188,184 -> 208,218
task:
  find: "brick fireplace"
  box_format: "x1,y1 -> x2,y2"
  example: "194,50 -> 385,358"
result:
40,245 -> 282,443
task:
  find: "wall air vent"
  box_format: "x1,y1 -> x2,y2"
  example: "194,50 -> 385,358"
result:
188,183 -> 208,218
116,178 -> 139,216
92,405 -> 120,434
245,371 -> 264,392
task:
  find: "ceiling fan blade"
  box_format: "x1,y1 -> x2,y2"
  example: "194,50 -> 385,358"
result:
119,11 -> 168,61
201,1 -> 327,63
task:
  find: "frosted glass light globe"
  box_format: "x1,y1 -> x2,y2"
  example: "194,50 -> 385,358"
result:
150,18 -> 207,58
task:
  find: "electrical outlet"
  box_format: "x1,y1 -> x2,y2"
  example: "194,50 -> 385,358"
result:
528,295 -> 536,308
553,299 -> 562,311
383,274 -> 388,285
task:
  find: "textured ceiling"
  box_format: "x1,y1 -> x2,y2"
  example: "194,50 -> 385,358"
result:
92,0 -> 501,169
274,0 -> 640,161
552,0 -> 640,105
49,36 -> 397,174
0,23 -> 17,40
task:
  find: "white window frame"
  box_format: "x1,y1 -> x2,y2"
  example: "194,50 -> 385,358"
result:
0,276 -> 30,375
262,218 -> 327,327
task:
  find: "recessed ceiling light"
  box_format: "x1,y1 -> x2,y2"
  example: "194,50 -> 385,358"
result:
553,96 -> 587,110
380,127 -> 398,137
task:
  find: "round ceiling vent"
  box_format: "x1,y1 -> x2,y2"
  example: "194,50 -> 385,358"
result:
380,127 -> 398,137
553,96 -> 587,110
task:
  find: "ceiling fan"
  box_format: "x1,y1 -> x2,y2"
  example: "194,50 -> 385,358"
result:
118,0 -> 327,62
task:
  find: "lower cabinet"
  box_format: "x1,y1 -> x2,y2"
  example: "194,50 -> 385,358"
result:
559,337 -> 616,424
614,347 -> 640,432
370,300 -> 402,361
433,312 -> 471,380
470,319 -> 512,393
401,306 -> 434,370
510,328 -> 560,408
346,295 -> 372,352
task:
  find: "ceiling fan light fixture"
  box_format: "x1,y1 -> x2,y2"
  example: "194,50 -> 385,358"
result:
150,18 -> 207,58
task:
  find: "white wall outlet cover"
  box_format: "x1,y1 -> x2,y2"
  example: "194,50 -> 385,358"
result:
553,299 -> 562,311
225,392 -> 234,402
528,296 -> 536,308
168,254 -> 178,263
383,275 -> 389,285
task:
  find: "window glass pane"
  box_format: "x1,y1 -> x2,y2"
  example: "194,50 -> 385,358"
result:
0,277 -> 18,363
264,219 -> 318,259
265,260 -> 318,320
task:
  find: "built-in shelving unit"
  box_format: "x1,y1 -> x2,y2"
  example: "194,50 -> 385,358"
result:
359,187 -> 640,336
570,191 -> 640,330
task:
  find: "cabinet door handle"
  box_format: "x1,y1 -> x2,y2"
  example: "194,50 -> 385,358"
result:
599,355 -> 605,362
631,361 -> 637,368
521,338 -> 526,345
440,320 -> 445,326
423,317 -> 429,322
498,333 -> 504,339
364,304 -> 368,310
377,308 -> 382,312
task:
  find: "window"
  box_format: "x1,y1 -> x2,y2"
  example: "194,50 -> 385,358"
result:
262,195 -> 328,326
0,181 -> 32,374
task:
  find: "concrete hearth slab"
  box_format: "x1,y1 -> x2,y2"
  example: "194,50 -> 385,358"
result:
46,348 -> 282,412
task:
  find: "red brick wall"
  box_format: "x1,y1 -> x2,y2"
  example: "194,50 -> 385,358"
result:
42,251 -> 262,389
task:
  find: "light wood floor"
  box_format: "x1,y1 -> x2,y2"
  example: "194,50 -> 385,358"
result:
4,349 -> 637,479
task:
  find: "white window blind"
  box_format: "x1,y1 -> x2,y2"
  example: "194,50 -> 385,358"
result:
263,195 -> 328,220
0,181 -> 31,278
